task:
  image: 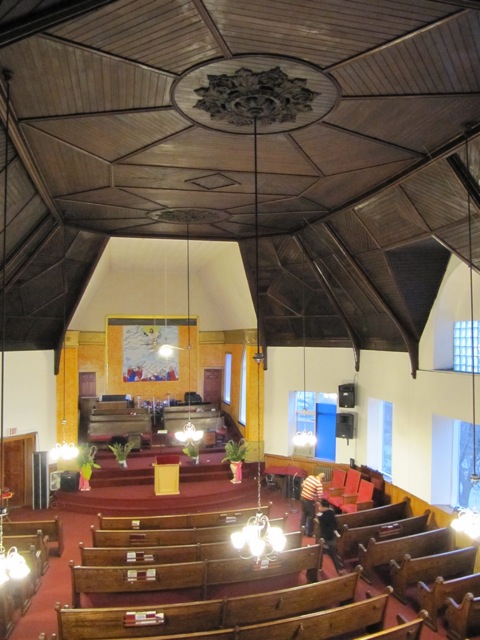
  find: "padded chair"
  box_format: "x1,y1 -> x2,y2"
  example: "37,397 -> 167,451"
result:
265,473 -> 281,492
339,479 -> 375,513
322,467 -> 347,500
328,468 -> 361,509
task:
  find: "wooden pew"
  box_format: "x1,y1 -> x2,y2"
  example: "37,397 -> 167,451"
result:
445,590 -> 480,640
91,515 -> 288,547
418,571 -> 480,631
336,512 -> 430,563
97,505 -> 271,530
53,570 -> 361,639
389,545 -> 478,603
358,526 -> 454,583
358,612 -> 428,640
3,531 -> 49,576
4,516 -> 64,556
70,544 -> 322,607
51,589 -> 392,640
0,583 -> 15,640
80,531 -> 303,565
335,498 -> 412,531
88,413 -> 152,447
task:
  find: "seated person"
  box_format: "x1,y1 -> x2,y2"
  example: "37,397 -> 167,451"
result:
316,498 -> 343,574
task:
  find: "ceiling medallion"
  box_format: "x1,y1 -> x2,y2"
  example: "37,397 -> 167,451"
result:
193,67 -> 318,127
172,55 -> 339,134
147,209 -> 229,224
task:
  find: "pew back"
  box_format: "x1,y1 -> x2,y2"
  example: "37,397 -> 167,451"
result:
55,570 -> 361,639
336,512 -> 430,561
390,545 -> 478,603
91,516 -> 287,547
335,499 -> 411,530
80,531 -> 303,566
97,505 -> 271,530
418,571 -> 480,631
59,589 -> 391,640
3,516 -> 64,555
358,526 -> 454,583
445,591 -> 480,640
70,544 -> 322,607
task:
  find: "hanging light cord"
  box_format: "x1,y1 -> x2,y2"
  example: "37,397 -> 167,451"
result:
466,132 -> 477,478
1,70 -> 11,515
187,222 -> 192,423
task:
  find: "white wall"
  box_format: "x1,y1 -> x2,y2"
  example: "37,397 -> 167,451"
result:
2,350 -> 56,452
263,257 -> 480,506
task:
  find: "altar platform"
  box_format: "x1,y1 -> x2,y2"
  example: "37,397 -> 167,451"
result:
52,446 -> 263,515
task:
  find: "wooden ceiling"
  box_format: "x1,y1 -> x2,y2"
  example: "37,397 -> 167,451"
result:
0,0 -> 479,375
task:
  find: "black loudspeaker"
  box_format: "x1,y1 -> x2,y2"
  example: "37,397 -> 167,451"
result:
338,383 -> 355,408
32,451 -> 49,509
336,413 -> 354,439
60,471 -> 80,492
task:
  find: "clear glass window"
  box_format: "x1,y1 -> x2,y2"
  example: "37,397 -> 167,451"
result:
223,353 -> 232,404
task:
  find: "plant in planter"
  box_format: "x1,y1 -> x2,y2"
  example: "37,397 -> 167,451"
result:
182,441 -> 201,464
77,444 -> 100,491
222,439 -> 248,484
108,441 -> 134,468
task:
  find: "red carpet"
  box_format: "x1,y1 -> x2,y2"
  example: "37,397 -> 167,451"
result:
5,481 -> 474,640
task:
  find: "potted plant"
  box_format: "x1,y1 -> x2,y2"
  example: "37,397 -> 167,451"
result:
182,441 -> 201,464
77,444 -> 100,491
222,439 -> 248,483
108,441 -> 134,468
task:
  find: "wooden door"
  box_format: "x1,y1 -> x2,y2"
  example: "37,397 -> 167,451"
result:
3,433 -> 36,508
79,372 -> 96,397
203,368 -> 222,408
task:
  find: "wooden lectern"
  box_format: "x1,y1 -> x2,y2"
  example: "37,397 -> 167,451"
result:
153,455 -> 180,495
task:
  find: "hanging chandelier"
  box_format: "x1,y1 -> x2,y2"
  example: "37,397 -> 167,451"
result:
451,126 -> 480,540
174,224 -> 203,446
293,250 -> 316,450
49,227 -> 78,463
0,69 -> 30,582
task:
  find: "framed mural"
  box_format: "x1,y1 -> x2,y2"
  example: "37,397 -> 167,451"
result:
105,316 -> 198,399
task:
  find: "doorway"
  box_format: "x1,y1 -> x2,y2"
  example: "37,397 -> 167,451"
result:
79,372 -> 96,397
203,368 -> 222,408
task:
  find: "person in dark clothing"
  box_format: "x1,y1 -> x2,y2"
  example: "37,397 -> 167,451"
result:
316,498 -> 343,574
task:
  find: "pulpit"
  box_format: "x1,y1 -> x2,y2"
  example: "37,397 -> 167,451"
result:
153,455 -> 180,495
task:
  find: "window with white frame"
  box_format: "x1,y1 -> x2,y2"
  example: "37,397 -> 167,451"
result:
295,391 -> 316,433
223,353 -> 232,404
238,349 -> 247,425
454,321 -> 480,373
367,398 -> 392,481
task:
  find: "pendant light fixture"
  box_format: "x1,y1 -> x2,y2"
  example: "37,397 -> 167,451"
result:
452,127 -> 480,539
293,248 -> 317,449
175,223 -> 203,446
0,68 -> 29,582
230,116 -> 286,561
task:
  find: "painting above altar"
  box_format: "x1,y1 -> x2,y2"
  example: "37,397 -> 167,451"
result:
123,324 -> 180,382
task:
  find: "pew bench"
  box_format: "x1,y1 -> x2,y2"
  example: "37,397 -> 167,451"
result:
88,414 -> 152,448
80,531 -> 303,566
358,612 -> 428,640
389,545 -> 478,603
70,544 -> 323,607
445,591 -> 480,640
97,505 -> 271,530
53,569 -> 361,639
335,512 -> 431,564
4,531 -> 49,576
358,526 -> 454,583
91,515 -> 288,547
4,516 -> 64,556
418,571 -> 480,631
335,498 -> 412,530
47,588 -> 391,640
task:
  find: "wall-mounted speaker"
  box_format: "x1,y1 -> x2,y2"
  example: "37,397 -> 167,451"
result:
338,383 -> 355,408
336,412 -> 354,439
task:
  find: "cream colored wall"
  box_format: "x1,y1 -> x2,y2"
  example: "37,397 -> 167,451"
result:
264,257 -> 480,507
2,350 -> 56,451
